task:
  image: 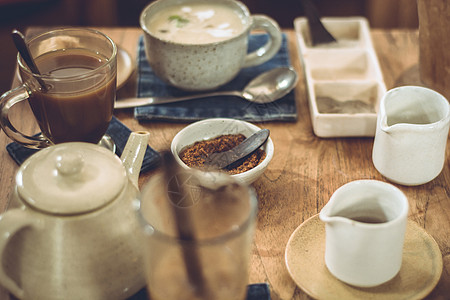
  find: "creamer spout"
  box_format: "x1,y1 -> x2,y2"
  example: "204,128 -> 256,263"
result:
319,202 -> 334,223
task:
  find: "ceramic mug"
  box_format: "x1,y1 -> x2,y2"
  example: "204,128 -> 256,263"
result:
140,0 -> 282,91
320,180 -> 409,287
0,28 -> 117,149
372,86 -> 450,185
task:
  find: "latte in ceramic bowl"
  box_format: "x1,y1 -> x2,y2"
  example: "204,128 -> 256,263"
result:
147,2 -> 246,44
140,0 -> 282,91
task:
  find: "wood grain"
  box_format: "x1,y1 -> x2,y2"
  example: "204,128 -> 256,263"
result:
0,28 -> 448,300
418,0 -> 450,101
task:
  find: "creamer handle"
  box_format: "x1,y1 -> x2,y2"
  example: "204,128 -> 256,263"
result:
0,209 -> 40,299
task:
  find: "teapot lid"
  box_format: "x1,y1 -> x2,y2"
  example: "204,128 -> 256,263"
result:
16,143 -> 127,215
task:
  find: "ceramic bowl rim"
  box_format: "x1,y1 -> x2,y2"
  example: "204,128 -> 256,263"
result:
139,0 -> 252,47
170,118 -> 274,183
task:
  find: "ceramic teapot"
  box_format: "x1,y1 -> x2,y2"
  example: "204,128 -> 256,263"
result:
0,131 -> 150,300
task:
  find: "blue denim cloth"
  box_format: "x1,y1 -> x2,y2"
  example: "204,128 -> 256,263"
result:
128,283 -> 271,300
6,116 -> 161,172
135,33 -> 297,122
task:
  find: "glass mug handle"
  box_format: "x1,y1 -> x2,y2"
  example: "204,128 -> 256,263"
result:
0,85 -> 51,149
243,15 -> 283,68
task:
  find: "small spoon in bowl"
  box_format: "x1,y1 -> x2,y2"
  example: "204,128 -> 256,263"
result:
204,129 -> 270,170
114,67 -> 298,109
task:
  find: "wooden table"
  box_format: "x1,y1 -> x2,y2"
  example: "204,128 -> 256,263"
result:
0,28 -> 448,300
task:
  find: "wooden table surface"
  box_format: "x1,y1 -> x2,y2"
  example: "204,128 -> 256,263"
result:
0,27 -> 448,300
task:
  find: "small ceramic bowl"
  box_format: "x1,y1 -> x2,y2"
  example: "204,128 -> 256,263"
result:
294,17 -> 387,138
171,118 -> 274,185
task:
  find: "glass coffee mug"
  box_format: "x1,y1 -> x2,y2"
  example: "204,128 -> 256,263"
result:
137,170 -> 258,300
0,28 -> 117,149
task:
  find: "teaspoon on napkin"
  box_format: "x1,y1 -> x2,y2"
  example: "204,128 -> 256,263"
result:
114,67 -> 297,109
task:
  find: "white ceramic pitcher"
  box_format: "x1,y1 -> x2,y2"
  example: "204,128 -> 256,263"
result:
372,86 -> 450,185
0,131 -> 150,300
320,180 -> 409,287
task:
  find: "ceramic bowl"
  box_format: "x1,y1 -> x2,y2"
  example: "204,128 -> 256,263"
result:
294,17 -> 387,137
171,118 -> 274,185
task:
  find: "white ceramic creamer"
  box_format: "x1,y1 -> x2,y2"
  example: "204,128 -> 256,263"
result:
372,86 -> 450,185
319,180 -> 409,287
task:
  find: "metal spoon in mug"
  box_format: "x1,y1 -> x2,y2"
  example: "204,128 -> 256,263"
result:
114,67 -> 298,109
11,29 -> 47,91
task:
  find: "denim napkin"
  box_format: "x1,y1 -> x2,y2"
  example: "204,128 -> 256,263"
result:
6,116 -> 161,172
128,283 -> 271,300
134,33 -> 297,122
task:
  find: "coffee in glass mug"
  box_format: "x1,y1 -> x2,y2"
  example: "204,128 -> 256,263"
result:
0,28 -> 117,149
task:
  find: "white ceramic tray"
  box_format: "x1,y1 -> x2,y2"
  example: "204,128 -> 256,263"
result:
294,17 -> 386,137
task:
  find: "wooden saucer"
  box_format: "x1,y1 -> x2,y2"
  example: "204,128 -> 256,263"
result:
285,214 -> 443,300
117,46 -> 134,89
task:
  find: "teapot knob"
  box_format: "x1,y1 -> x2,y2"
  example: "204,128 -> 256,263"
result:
55,152 -> 84,176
